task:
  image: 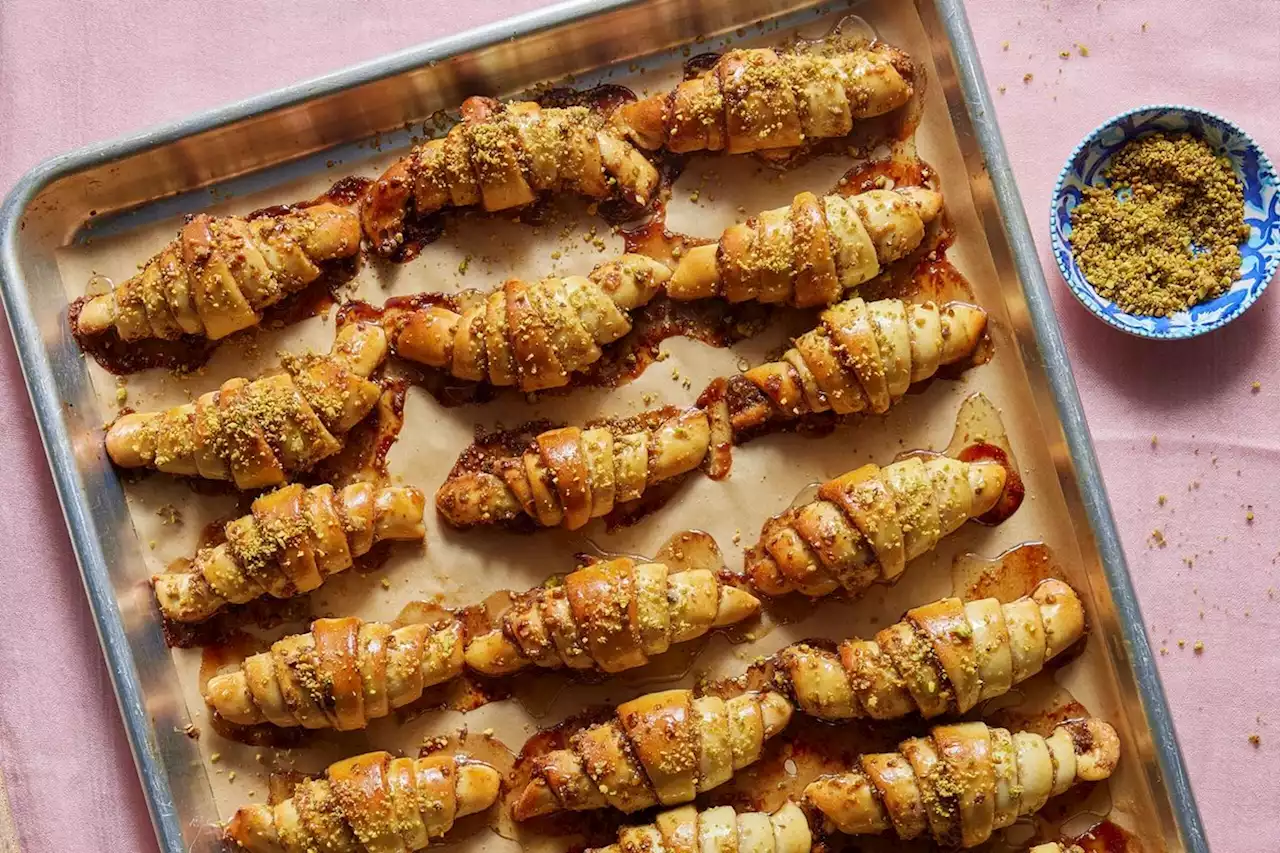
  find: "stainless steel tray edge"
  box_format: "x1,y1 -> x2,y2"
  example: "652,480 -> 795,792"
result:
0,1 -> 1209,850
934,2 -> 1207,851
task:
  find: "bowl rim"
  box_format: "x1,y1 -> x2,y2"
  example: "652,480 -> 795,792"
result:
1049,102 -> 1278,340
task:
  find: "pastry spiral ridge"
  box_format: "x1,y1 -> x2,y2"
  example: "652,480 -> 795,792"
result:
777,579 -> 1086,721
205,615 -> 464,731
465,556 -> 760,676
611,45 -> 912,155
745,454 -> 1008,598
387,254 -> 670,392
739,297 -> 987,422
513,688 -> 793,819
152,482 -> 426,623
436,403 -> 725,529
664,187 -> 942,308
362,98 -> 661,255
76,203 -> 360,342
587,802 -> 812,853
804,718 -> 1121,848
105,321 -> 388,489
225,752 -> 501,853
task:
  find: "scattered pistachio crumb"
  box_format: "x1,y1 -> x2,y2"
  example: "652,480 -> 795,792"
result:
1247,509 -> 1255,523
228,771 -> 237,783
1023,72 -> 1034,83
1177,639 -> 1186,649
1151,434 -> 1159,448
1158,494 -> 1167,506
1002,41 -> 1010,50
381,577 -> 391,589
998,85 -> 1007,94
1059,50 -> 1071,59
1077,44 -> 1090,56
210,752 -> 221,764
1252,381 -> 1261,393
1193,640 -> 1204,654
1249,734 -> 1261,747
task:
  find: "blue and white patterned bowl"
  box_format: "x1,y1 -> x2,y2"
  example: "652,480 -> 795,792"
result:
1051,105 -> 1279,339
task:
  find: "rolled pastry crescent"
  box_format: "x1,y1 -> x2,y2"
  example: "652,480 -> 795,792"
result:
152,482 -> 425,623
777,579 -> 1086,720
805,718 -> 1121,848
76,203 -> 360,342
225,752 -> 501,852
745,453 -> 1009,598
611,45 -> 913,154
385,254 -> 669,392
436,403 -> 726,530
105,320 -> 387,489
664,186 -> 943,307
512,688 -> 793,819
362,97 -> 660,255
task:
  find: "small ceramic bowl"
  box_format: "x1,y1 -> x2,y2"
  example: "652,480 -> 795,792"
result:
1050,104 -> 1279,339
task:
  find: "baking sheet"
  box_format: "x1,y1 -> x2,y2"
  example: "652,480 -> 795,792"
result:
18,1 -> 1185,851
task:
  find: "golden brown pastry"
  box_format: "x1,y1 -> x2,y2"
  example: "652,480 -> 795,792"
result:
734,297 -> 987,426
664,186 -> 942,307
611,45 -> 912,155
587,802 -> 812,853
75,203 -> 360,342
362,97 -> 661,255
152,482 -> 426,623
465,556 -> 759,676
225,751 -> 501,853
777,579 -> 1085,720
386,254 -> 669,392
436,403 -> 727,529
512,688 -> 793,819
804,719 -> 1121,848
204,614 -> 464,730
745,453 -> 1008,598
1030,845 -> 1085,853
204,556 -> 759,729
105,321 -> 387,489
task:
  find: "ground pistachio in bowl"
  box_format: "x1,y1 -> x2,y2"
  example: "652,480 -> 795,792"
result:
1069,132 -> 1248,316
1052,105 -> 1278,339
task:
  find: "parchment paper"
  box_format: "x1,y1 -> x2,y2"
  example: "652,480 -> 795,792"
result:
54,2 -> 1159,849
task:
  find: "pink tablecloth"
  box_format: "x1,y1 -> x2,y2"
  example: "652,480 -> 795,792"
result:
1,1 -> 1276,850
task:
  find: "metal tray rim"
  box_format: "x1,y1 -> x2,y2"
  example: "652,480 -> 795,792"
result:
0,1 -> 1209,851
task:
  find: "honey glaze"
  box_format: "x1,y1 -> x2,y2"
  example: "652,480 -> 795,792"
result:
573,294 -> 772,392
247,176 -> 373,219
163,589 -> 311,651
940,391 -> 1025,525
1072,820 -> 1144,853
953,541 -> 1069,603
